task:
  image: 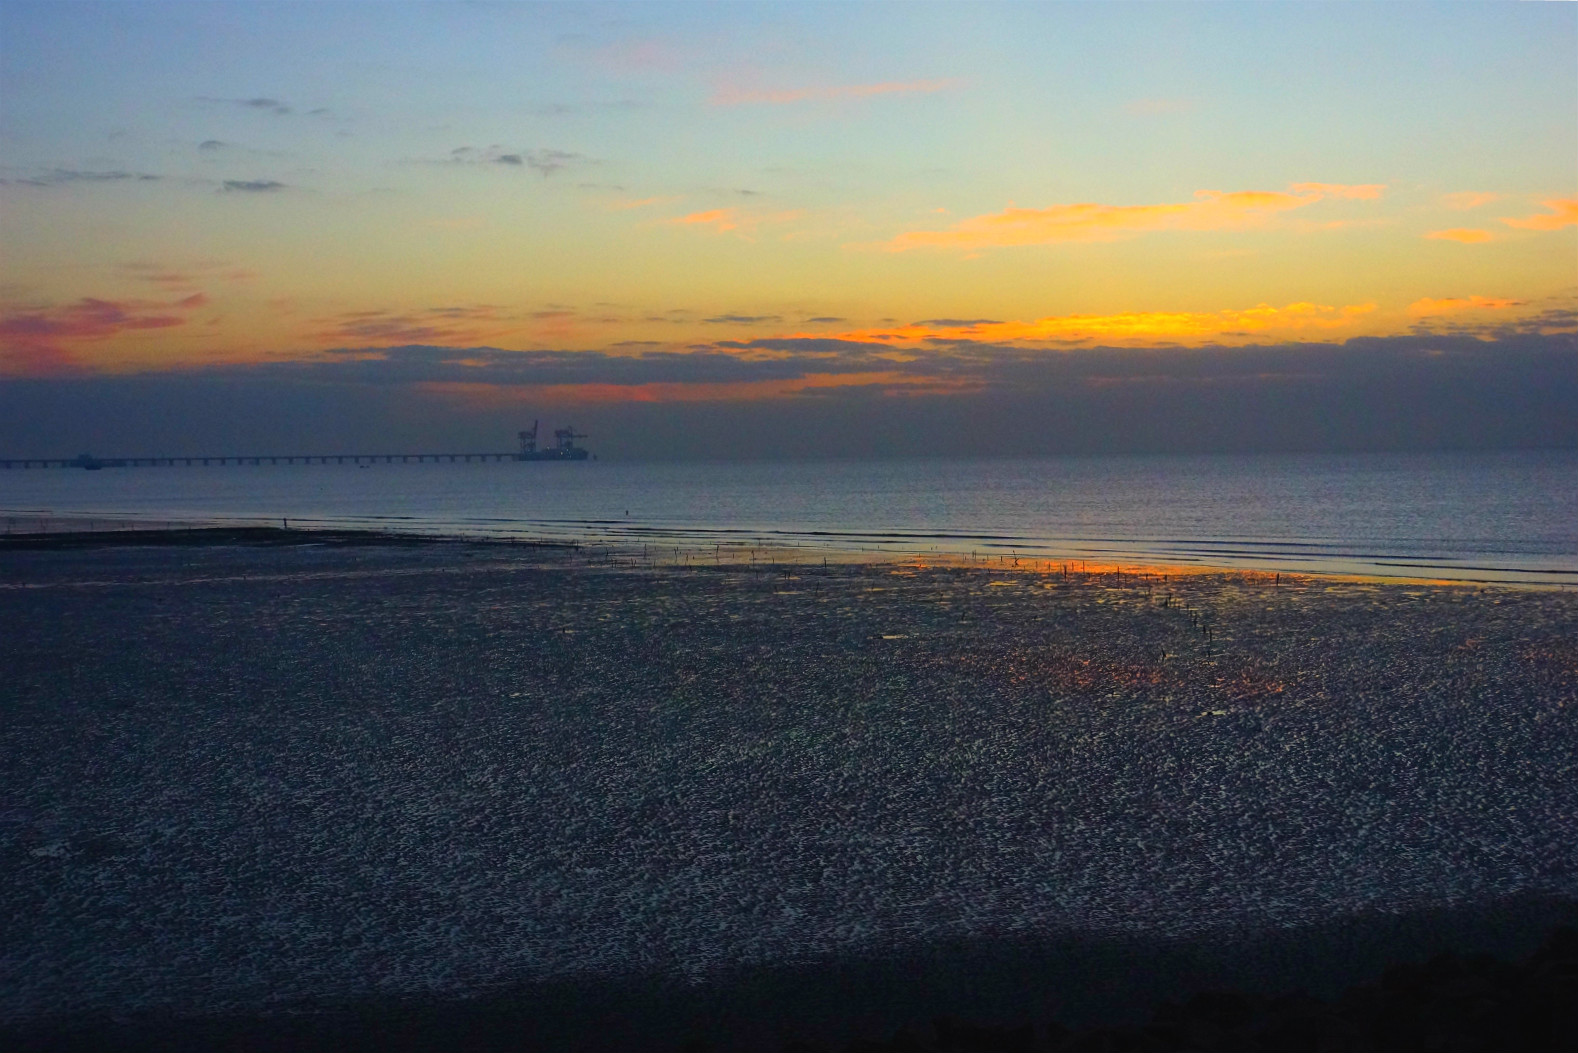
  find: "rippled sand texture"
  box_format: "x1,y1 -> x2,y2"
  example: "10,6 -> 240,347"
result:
2,543 -> 1576,1024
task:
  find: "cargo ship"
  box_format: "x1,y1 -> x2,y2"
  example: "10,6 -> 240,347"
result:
517,421 -> 591,461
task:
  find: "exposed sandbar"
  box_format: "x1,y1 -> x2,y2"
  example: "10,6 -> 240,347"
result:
2,540 -> 1575,1048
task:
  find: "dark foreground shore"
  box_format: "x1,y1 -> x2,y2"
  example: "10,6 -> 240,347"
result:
2,533 -> 1575,1050
15,922 -> 1577,1052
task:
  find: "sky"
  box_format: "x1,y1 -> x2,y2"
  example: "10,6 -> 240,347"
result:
1,0 -> 1574,459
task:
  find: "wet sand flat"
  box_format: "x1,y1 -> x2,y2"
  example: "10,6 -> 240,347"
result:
2,539 -> 1576,1047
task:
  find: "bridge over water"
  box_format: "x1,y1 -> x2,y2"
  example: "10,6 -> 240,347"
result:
1,452 -> 522,470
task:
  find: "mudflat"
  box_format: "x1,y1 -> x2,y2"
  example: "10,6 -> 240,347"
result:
2,537 -> 1575,1049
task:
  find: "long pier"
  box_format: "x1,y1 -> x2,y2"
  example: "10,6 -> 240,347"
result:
1,452 -> 522,469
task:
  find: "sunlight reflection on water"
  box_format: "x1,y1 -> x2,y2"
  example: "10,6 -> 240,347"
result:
3,450 -> 1574,582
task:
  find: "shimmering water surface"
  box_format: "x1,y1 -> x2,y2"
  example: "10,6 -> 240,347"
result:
3,450 -> 1574,582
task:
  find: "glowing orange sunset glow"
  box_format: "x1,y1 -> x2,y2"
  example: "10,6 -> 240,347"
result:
1426,229 -> 1495,244
885,184 -> 1388,251
798,301 -> 1382,348
3,15 -> 1577,1053
1502,198 -> 1578,231
0,0 -> 1571,449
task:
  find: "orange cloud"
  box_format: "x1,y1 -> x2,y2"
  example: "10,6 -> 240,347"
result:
1425,228 -> 1494,243
1502,198 -> 1578,231
807,301 -> 1378,347
711,78 -> 961,106
665,207 -> 804,237
310,305 -> 518,348
0,294 -> 207,374
670,208 -> 738,233
886,184 -> 1385,251
419,370 -> 972,406
1441,191 -> 1500,210
1407,296 -> 1523,317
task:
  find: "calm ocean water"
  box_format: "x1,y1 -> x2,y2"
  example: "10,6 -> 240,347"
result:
3,450 -> 1575,583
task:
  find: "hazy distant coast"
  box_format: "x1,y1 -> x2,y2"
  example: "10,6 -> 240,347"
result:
3,540 -> 1575,1049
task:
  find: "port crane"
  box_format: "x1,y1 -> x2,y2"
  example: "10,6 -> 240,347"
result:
517,421 -> 591,461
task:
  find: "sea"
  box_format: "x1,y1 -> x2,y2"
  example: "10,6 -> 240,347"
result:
3,448 -> 1575,584
4,449 -> 1578,1043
